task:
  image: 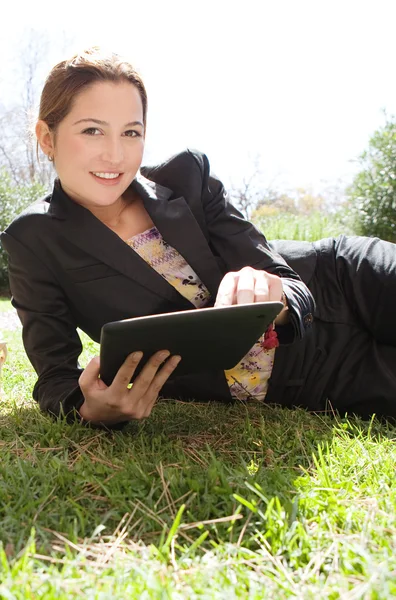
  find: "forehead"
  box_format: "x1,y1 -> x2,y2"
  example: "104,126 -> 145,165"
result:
66,80 -> 143,120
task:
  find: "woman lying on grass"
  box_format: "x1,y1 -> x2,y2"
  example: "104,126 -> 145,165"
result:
1,47 -> 395,427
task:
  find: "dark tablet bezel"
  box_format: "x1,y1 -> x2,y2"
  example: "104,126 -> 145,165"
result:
99,301 -> 283,386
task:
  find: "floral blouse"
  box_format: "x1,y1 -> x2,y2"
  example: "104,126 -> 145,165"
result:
126,226 -> 276,401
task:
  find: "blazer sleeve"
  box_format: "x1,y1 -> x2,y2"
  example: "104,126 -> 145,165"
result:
189,150 -> 315,342
1,231 -> 85,419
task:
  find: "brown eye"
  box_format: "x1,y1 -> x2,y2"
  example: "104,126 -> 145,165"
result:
124,130 -> 141,137
82,128 -> 101,135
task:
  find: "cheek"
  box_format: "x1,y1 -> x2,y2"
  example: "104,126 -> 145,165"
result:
56,135 -> 92,163
136,146 -> 145,164
68,136 -> 92,157
54,138 -> 90,178
127,142 -> 145,167
131,137 -> 145,154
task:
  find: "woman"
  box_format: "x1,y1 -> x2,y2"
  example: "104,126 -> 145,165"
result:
1,48 -> 395,426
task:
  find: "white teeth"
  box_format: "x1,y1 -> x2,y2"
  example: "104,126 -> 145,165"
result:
92,172 -> 120,179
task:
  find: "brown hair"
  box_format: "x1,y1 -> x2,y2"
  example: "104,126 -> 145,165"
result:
37,47 -> 147,152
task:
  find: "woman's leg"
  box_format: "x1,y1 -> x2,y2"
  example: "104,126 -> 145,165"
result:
336,340 -> 396,420
317,235 -> 396,346
311,235 -> 396,419
270,235 -> 396,419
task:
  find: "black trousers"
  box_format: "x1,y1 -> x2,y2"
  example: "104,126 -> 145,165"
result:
267,236 -> 396,420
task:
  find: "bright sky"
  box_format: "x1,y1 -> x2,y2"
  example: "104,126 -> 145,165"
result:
1,0 -> 396,197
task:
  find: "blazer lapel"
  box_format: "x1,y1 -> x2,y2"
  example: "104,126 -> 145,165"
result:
48,176 -> 223,304
48,180 -> 190,306
135,175 -> 223,298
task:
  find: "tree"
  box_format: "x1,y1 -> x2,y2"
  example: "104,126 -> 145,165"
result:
229,155 -> 283,219
255,191 -> 297,215
0,28 -> 74,188
348,115 -> 396,242
230,155 -> 338,220
0,31 -> 54,187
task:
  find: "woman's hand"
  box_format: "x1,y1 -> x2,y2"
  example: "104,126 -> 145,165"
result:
78,350 -> 181,426
214,266 -> 289,324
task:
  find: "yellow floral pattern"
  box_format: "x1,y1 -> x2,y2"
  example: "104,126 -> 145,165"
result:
126,227 -> 210,306
127,226 -> 275,401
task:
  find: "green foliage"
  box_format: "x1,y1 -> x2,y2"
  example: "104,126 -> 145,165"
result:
0,171 -> 46,292
348,116 -> 396,241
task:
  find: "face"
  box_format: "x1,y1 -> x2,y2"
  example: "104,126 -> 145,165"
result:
37,80 -> 145,210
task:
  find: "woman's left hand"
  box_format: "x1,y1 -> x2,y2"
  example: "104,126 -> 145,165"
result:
214,266 -> 288,324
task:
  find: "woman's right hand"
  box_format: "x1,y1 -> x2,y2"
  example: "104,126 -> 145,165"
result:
78,350 -> 181,426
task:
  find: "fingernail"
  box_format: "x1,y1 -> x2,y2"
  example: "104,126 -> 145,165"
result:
159,351 -> 170,361
131,351 -> 143,360
171,355 -> 182,366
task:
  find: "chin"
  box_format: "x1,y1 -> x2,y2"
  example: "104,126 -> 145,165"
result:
92,184 -> 128,199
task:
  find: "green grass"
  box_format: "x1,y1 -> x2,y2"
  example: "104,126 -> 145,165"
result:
252,212 -> 354,242
0,297 -> 396,598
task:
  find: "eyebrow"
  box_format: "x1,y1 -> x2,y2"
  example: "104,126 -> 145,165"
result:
73,118 -> 144,127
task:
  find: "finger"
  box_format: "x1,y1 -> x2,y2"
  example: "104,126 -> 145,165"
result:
141,355 -> 182,417
266,273 -> 284,302
214,272 -> 237,306
79,355 -> 102,391
110,351 -> 144,391
254,271 -> 270,302
237,267 -> 256,304
130,349 -> 171,397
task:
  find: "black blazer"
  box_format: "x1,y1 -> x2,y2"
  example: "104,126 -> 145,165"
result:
1,150 -> 315,419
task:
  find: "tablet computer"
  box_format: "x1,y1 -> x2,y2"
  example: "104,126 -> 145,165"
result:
99,301 -> 283,386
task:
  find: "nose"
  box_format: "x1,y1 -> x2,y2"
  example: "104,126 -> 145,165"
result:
101,136 -> 124,165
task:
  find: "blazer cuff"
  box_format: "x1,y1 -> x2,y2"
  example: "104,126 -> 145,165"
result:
279,280 -> 315,342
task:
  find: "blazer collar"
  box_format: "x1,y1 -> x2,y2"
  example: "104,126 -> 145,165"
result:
48,176 -> 223,302
48,174 -> 173,218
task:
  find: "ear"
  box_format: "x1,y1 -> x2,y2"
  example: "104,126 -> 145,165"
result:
35,120 -> 55,158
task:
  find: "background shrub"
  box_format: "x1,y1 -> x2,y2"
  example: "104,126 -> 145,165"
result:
0,170 -> 46,293
348,116 -> 396,241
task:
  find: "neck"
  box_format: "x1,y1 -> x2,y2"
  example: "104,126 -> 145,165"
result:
90,197 -> 129,229
59,180 -> 137,228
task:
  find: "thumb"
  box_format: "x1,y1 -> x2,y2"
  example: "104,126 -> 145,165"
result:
79,355 -> 103,389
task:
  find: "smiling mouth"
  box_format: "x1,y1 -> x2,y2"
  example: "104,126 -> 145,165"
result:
90,172 -> 124,185
92,172 -> 122,179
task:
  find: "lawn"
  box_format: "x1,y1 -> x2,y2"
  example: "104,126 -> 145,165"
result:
0,296 -> 395,599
